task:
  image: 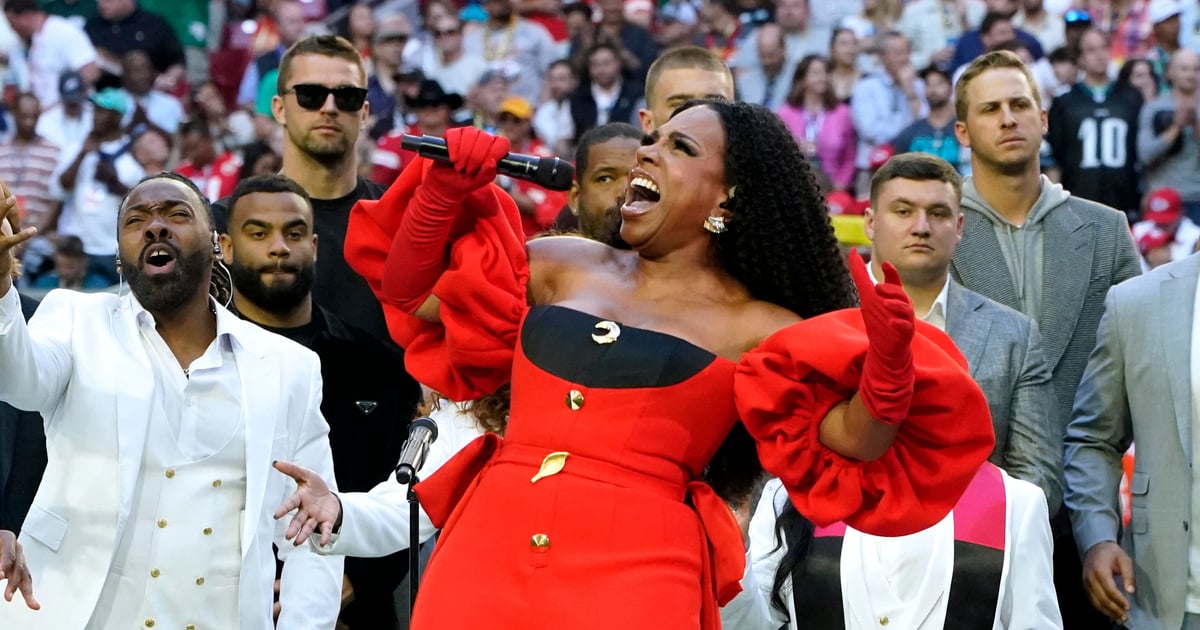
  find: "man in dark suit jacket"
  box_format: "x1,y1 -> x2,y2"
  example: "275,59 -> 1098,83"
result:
570,41 -> 644,143
949,51 -> 1140,627
0,291 -> 44,534
220,175 -> 422,628
866,152 -> 1062,512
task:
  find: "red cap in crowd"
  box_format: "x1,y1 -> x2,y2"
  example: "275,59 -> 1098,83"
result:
868,145 -> 895,172
1144,187 -> 1183,226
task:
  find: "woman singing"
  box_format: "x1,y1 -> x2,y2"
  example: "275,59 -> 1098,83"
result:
273,100 -> 994,629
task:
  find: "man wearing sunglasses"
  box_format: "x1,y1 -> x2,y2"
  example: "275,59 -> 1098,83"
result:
216,35 -> 397,351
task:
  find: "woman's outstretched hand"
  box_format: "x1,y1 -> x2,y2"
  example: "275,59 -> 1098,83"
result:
847,249 -> 915,425
273,461 -> 342,547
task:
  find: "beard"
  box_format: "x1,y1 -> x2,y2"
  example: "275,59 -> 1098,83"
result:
581,201 -> 630,249
124,242 -> 212,314
290,122 -> 354,167
229,258 -> 315,314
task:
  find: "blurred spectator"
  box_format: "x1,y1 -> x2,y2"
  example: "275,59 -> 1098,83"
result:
570,42 -> 642,141
3,0 -> 98,110
1146,0 -> 1183,80
533,59 -> 578,156
892,65 -> 968,173
339,1 -> 376,62
692,0 -> 748,62
239,140 -> 283,180
369,64 -> 424,139
1131,187 -> 1200,269
51,87 -> 144,286
420,11 -> 487,98
31,234 -> 110,290
951,9 -> 1045,72
1094,0 -> 1155,68
36,70 -> 93,150
372,79 -> 460,186
738,0 -> 828,70
118,50 -> 184,135
777,55 -> 856,191
463,0 -> 559,103
736,23 -> 791,109
138,0 -> 211,87
571,0 -> 659,85
828,28 -> 863,102
365,14 -> 415,130
0,93 -> 61,236
897,0 -> 986,70
1062,6 -> 1092,51
1047,45 -> 1076,98
1138,48 -> 1200,222
850,31 -> 927,192
176,120 -> 241,201
1014,0 -> 1065,53
237,0 -> 307,108
191,80 -> 256,151
128,125 -> 170,172
561,1 -> 594,44
469,67 -> 513,132
1117,57 -> 1162,104
840,0 -> 903,59
656,0 -> 700,49
496,95 -> 569,237
1048,28 -> 1143,217
85,0 -> 184,90
637,45 -> 734,131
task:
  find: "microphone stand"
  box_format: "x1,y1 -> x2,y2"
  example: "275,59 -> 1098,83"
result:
407,474 -> 421,612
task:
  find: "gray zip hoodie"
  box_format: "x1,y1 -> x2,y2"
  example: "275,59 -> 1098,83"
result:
959,174 -> 1073,320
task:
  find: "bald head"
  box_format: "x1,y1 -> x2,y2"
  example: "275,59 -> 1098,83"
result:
757,23 -> 786,75
1169,48 -> 1200,94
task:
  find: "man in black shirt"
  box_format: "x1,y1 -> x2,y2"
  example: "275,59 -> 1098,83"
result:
85,0 -> 184,90
221,173 -> 422,629
1047,28 -> 1143,218
215,35 -> 395,345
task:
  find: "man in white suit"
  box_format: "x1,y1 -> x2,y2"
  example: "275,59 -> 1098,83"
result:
0,173 -> 342,629
1065,252 -> 1200,628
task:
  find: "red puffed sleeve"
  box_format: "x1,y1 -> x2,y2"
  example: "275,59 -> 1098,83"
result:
345,157 -> 530,401
734,310 -> 995,537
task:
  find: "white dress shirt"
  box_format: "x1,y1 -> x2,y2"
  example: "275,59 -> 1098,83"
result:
867,265 -> 950,330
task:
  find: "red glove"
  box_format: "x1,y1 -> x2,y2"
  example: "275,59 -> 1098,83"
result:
382,128 -> 512,311
847,249 -> 915,425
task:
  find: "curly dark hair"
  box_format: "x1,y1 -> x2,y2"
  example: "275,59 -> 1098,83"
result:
674,99 -> 856,319
670,100 -> 856,504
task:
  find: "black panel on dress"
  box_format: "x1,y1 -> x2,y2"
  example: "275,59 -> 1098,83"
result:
520,305 -> 717,389
944,541 -> 1004,629
792,537 -> 847,630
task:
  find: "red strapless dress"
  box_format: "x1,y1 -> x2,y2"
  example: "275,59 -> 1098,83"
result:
345,158 -> 995,629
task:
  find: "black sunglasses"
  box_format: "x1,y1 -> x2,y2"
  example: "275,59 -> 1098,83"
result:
284,84 -> 368,112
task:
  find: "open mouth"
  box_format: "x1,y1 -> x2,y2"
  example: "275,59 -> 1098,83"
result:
622,174 -> 661,215
142,244 -> 177,274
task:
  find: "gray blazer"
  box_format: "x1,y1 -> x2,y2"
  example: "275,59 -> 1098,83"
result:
950,196 -> 1142,438
945,280 -> 1063,514
1063,254 -> 1200,630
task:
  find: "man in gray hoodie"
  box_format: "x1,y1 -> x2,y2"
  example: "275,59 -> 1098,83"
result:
950,50 -> 1140,629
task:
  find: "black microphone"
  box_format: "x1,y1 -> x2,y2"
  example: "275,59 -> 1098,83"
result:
400,134 -> 575,192
394,416 -> 438,485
